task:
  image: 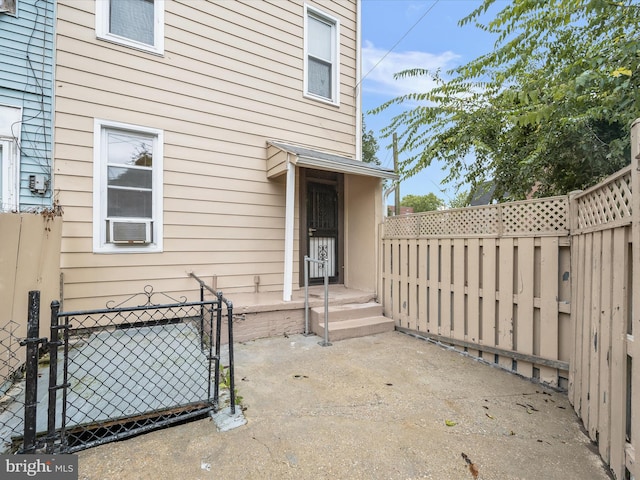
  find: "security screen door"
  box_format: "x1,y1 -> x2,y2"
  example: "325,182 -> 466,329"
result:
307,181 -> 338,283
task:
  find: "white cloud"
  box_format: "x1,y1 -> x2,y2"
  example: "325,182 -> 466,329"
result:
361,40 -> 460,98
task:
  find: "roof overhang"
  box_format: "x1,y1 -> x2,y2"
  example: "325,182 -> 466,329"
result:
267,141 -> 398,180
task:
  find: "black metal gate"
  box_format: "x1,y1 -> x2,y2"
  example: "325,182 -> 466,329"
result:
44,286 -> 234,453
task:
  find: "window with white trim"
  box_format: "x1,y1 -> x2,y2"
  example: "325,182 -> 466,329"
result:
96,0 -> 164,55
93,119 -> 163,253
0,105 -> 21,212
304,5 -> 340,105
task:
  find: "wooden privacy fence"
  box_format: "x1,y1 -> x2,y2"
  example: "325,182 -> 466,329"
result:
0,213 -> 61,390
380,119 -> 640,479
567,119 -> 639,480
380,197 -> 572,387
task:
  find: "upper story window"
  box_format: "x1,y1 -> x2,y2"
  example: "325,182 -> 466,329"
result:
93,119 -> 163,253
304,5 -> 340,105
96,0 -> 164,55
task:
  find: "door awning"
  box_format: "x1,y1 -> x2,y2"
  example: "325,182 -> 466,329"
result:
267,141 -> 398,180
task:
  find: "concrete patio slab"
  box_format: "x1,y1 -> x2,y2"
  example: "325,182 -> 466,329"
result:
76,331 -> 611,480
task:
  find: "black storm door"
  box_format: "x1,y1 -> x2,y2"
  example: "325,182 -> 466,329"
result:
307,181 -> 339,283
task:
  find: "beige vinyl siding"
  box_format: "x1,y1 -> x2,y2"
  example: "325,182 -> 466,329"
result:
55,0 -> 353,308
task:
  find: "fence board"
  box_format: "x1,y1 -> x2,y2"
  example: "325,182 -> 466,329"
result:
588,231 -> 603,441
401,240 -> 410,326
467,238 -> 480,357
382,239 -> 392,318
452,239 -> 466,351
579,234 -> 594,425
539,237 -> 560,385
440,239 -> 452,338
498,238 -> 514,370
428,240 -> 439,334
571,234 -> 584,412
597,228 -> 613,463
417,239 -> 428,332
395,241 -> 402,324
407,240 -> 418,330
481,238 -> 497,363
516,237 -> 535,378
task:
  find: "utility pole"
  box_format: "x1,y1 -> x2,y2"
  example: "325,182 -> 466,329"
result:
393,132 -> 400,216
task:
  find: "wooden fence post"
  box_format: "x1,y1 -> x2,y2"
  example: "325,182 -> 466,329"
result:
629,118 -> 640,479
567,190 -> 581,406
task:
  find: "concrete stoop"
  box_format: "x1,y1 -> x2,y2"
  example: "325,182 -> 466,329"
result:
310,302 -> 394,341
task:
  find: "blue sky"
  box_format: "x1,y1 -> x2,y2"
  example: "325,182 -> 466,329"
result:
361,0 -> 498,205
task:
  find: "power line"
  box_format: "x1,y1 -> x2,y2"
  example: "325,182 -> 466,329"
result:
357,0 -> 441,89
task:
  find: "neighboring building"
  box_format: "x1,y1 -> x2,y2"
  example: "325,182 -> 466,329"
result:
0,0 -> 60,364
54,0 -> 396,311
0,0 -> 54,212
469,182 -> 496,206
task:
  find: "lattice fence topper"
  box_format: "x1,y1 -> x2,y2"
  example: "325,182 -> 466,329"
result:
574,166 -> 632,232
501,197 -> 568,234
384,196 -> 569,238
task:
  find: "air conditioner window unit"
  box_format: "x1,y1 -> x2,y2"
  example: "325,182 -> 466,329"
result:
108,219 -> 152,244
0,0 -> 17,14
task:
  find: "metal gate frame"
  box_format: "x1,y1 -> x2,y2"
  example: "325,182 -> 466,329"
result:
44,286 -> 234,453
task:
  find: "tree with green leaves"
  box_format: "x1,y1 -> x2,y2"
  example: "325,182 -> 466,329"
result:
362,116 -> 380,166
448,190 -> 471,209
401,193 -> 444,212
372,0 -> 639,201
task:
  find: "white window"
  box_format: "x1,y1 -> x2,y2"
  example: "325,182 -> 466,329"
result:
96,0 -> 164,55
304,5 -> 340,105
0,105 -> 21,212
93,119 -> 163,253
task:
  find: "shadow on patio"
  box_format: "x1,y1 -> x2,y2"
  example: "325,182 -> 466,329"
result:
77,331 -> 610,480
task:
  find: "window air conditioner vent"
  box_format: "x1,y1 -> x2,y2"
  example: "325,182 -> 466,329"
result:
0,0 -> 17,14
109,219 -> 152,244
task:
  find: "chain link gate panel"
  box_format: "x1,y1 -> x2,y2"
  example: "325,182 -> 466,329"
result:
47,287 -> 232,453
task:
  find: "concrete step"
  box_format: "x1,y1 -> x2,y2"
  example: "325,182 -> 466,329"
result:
310,302 -> 382,324
313,315 -> 395,342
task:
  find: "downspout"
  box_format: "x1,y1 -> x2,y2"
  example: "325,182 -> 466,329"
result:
355,0 -> 362,161
283,155 -> 295,301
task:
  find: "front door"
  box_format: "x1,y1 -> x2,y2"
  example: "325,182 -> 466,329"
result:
306,178 -> 341,284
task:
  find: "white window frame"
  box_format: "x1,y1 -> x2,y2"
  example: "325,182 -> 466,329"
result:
93,119 -> 163,253
0,104 -> 21,212
0,138 -> 19,212
303,4 -> 340,106
95,0 -> 165,55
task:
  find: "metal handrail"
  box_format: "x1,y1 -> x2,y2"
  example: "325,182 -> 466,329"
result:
304,256 -> 331,347
189,272 -> 236,413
